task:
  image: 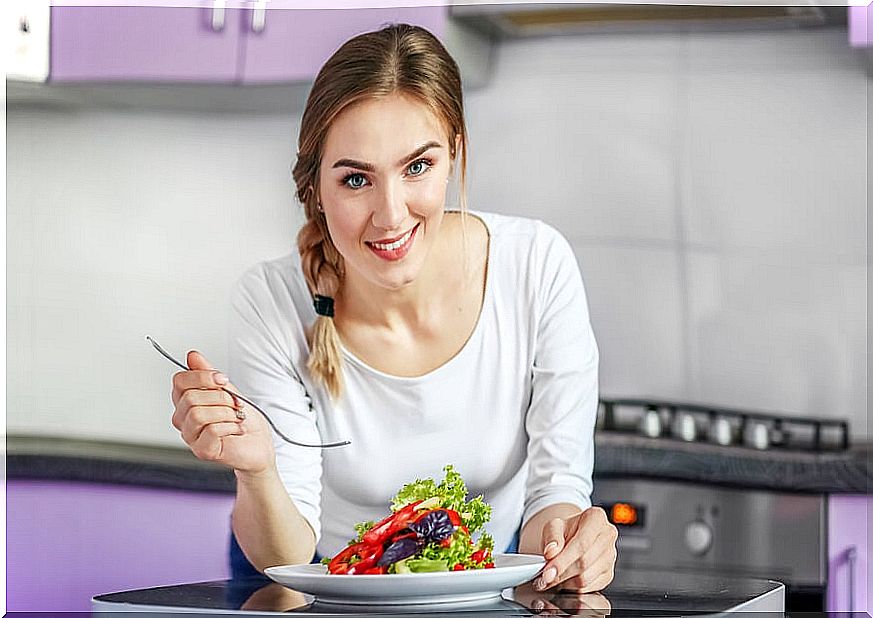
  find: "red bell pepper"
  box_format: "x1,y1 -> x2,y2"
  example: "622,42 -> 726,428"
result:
328,542 -> 364,574
471,549 -> 490,564
362,501 -> 422,546
444,509 -> 463,526
347,544 -> 384,575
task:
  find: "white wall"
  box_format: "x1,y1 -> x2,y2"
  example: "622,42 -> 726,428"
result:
6,27 -> 868,445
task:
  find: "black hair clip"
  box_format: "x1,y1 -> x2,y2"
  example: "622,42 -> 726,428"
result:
313,295 -> 335,318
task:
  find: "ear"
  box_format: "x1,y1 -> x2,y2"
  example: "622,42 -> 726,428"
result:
449,133 -> 462,176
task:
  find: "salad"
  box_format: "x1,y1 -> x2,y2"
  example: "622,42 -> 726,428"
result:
323,465 -> 495,575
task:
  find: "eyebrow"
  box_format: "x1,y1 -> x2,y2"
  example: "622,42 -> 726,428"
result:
331,141 -> 442,172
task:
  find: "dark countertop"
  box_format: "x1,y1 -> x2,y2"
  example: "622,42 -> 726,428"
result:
7,433 -> 871,494
91,568 -> 784,615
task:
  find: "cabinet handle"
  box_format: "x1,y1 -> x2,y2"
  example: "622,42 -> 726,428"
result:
211,0 -> 226,32
252,0 -> 267,33
846,546 -> 857,613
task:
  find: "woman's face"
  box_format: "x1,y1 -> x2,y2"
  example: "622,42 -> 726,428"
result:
318,93 -> 453,292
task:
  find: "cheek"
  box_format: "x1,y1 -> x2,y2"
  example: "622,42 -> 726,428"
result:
413,176 -> 448,211
326,214 -> 365,251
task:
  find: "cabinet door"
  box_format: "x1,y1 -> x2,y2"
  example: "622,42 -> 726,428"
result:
239,6 -> 446,84
50,5 -> 242,82
827,494 -> 870,612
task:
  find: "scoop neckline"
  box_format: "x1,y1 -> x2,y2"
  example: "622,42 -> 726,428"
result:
339,210 -> 493,382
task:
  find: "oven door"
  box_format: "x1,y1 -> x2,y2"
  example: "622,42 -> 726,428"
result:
593,478 -> 827,611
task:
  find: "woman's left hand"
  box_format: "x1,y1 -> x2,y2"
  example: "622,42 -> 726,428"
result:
533,506 -> 618,593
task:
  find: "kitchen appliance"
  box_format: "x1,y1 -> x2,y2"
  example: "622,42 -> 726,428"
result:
593,398 -> 848,611
593,478 -> 825,611
597,398 -> 849,452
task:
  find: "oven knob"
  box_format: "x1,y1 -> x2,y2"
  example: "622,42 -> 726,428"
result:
684,520 -> 713,556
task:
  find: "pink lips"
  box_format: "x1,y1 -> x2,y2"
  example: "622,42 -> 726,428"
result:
366,223 -> 419,262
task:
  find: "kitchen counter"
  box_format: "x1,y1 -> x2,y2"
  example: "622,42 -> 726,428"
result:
8,434 -> 871,494
91,568 -> 785,615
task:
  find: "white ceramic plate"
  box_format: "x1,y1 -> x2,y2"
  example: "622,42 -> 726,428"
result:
264,553 -> 545,606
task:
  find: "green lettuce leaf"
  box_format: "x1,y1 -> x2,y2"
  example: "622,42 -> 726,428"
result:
390,465 -> 492,533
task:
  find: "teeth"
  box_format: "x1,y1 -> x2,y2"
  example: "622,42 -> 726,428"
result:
372,227 -> 414,251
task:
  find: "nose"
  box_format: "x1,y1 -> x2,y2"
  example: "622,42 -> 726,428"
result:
370,181 -> 408,231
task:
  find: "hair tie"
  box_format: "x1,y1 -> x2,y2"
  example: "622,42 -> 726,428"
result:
313,295 -> 335,318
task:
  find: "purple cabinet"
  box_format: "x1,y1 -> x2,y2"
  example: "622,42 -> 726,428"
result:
848,5 -> 871,48
7,480 -> 234,612
49,5 -> 448,84
240,7 -> 446,83
827,494 -> 870,613
50,6 -> 243,82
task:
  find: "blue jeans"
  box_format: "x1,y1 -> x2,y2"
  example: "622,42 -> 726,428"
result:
229,526 -> 521,579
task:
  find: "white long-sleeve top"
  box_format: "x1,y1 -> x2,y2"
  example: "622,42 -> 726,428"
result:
227,210 -> 599,558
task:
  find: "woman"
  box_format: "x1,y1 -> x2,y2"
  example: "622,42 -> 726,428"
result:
171,23 -> 617,594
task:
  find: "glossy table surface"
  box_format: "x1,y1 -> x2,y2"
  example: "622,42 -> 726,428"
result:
92,567 -> 784,615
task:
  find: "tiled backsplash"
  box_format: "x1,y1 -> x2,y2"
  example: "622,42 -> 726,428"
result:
6,27 -> 867,443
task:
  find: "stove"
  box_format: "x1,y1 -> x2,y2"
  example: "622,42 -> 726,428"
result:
596,397 -> 849,452
592,398 -> 846,611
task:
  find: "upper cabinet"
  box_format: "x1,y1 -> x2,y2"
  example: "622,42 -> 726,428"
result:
8,2 -> 448,84
240,6 -> 444,84
50,6 -> 243,82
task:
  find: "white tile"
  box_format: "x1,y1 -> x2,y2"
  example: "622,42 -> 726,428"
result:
680,56 -> 867,258
682,29 -> 863,74
5,108 -> 304,444
685,250 -> 867,439
465,34 -> 681,242
572,243 -> 687,400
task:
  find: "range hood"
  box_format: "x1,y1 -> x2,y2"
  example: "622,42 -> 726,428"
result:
449,2 -> 847,38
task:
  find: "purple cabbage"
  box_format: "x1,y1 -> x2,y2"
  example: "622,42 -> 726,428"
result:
376,537 -> 421,567
408,509 -> 455,544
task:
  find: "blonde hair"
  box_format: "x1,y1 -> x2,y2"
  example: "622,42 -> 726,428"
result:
292,23 -> 469,400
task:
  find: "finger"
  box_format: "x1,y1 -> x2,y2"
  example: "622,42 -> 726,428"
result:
575,522 -> 617,583
190,421 -> 244,461
187,349 -> 214,371
535,518 -> 567,590
172,389 -> 240,430
556,574 -> 585,592
172,368 -> 230,405
530,598 -> 563,616
180,405 -> 245,444
541,517 -> 566,559
578,568 -> 615,594
550,524 -> 617,592
544,509 -> 617,590
537,532 -> 587,591
580,555 -> 615,592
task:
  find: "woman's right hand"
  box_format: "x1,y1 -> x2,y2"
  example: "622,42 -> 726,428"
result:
171,350 -> 275,474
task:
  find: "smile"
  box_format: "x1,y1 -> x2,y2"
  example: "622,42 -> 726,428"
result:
370,226 -> 415,251
366,223 -> 420,261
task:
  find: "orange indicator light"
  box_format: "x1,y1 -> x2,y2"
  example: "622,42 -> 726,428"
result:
611,502 -> 638,526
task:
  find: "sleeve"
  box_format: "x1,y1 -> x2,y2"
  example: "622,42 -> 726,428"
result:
227,266 -> 324,543
522,223 -> 599,528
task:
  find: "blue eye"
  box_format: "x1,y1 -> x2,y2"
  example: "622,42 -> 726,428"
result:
407,159 -> 432,177
343,173 -> 368,190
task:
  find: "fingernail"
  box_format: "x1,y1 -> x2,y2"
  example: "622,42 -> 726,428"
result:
532,599 -> 544,612
213,372 -> 228,385
542,567 -> 557,584
544,541 -> 558,556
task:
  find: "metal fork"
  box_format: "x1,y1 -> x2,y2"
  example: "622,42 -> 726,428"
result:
147,336 -> 350,449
